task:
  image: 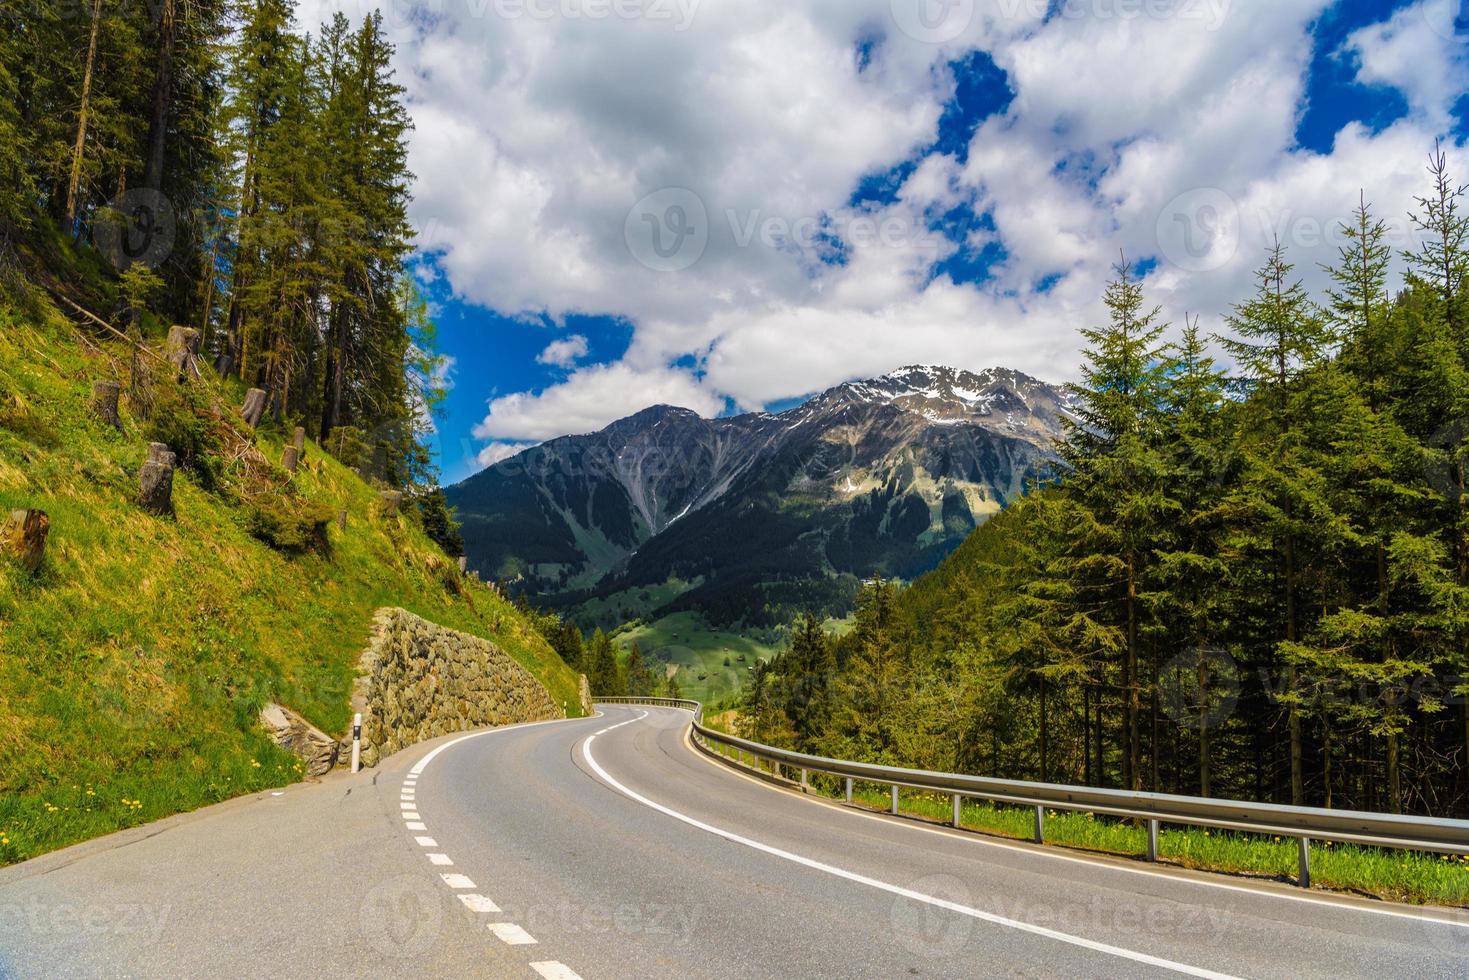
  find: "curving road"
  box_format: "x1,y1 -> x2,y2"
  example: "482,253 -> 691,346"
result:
2,706 -> 1466,979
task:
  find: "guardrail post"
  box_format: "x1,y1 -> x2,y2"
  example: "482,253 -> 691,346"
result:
845,777 -> 853,803
1033,805 -> 1045,844
891,785 -> 899,815
1146,819 -> 1159,862
952,794 -> 962,828
800,768 -> 808,793
1297,837 -> 1311,888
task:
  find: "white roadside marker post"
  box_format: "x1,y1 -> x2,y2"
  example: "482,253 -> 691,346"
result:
351,712 -> 362,773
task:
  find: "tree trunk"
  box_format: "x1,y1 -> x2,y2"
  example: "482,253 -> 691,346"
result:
138,443 -> 176,514
1126,553 -> 1140,791
282,446 -> 300,474
379,491 -> 403,516
1198,653 -> 1211,797
292,426 -> 306,455
142,0 -> 176,193
1286,536 -> 1304,806
1038,674 -> 1048,784
165,325 -> 200,379
1083,685 -> 1092,786
240,388 -> 267,428
90,380 -> 121,430
1,510 -> 49,572
65,0 -> 104,228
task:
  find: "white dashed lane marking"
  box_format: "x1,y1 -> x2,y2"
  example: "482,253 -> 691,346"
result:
458,894 -> 502,913
488,923 -> 538,946
400,714 -> 611,980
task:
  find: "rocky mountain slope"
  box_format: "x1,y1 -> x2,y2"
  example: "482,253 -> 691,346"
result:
446,365 -> 1073,627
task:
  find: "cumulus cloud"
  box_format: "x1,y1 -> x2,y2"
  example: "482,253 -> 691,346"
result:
306,0 -> 1468,453
477,441 -> 538,469
473,361 -> 725,442
536,334 -> 590,368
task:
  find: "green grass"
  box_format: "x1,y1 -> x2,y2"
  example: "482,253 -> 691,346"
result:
612,611 -> 782,703
0,293 -> 585,866
699,741 -> 1469,908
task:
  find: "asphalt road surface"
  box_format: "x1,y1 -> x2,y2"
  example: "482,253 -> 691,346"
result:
2,705 -> 1466,979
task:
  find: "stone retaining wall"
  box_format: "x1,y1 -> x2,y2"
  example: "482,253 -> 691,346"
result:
350,608 -> 564,767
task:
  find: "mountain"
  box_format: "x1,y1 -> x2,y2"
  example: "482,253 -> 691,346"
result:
446,365 -> 1073,628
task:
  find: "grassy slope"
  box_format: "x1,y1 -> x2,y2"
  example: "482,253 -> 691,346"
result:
611,611 -> 782,703
0,294 -> 584,865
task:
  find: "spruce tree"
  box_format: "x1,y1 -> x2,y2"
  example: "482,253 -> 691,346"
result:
1058,256 -> 1172,791
1218,241 -> 1332,805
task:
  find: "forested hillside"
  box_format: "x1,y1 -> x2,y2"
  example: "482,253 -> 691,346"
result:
0,0 -> 591,864
743,148 -> 1469,820
1,0 -> 444,500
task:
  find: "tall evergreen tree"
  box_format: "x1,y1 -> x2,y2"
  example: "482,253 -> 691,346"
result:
1058,256 -> 1172,791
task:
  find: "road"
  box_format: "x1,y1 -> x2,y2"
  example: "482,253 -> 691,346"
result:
1,705 -> 1466,978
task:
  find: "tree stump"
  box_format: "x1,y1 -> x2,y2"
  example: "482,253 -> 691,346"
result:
240,388 -> 268,428
458,556 -> 468,574
379,491 -> 403,516
214,353 -> 234,378
90,381 -> 122,430
282,446 -> 300,473
292,426 -> 306,455
337,510 -> 348,532
165,326 -> 201,379
139,443 -> 176,514
1,509 -> 49,572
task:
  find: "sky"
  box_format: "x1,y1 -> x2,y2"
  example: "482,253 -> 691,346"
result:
299,0 -> 1469,485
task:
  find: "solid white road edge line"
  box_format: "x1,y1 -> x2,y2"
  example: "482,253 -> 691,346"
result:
410,715 -> 591,778
581,728 -> 1239,980
676,720 -> 1469,931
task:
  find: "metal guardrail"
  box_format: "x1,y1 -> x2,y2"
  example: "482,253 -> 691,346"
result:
594,697 -> 1469,889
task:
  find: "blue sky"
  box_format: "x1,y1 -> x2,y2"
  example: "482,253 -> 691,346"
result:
357,0 -> 1469,484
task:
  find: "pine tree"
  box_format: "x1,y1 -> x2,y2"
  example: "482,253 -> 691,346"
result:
1058,256 -> 1172,791
1152,318 -> 1232,795
588,631 -> 623,697
1218,241 -> 1332,805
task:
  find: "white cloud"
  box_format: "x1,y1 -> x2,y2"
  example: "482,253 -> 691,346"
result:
310,0 -> 1468,450
536,334 -> 590,367
476,441 -> 539,469
473,361 -> 725,441
1345,0 -> 1469,133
